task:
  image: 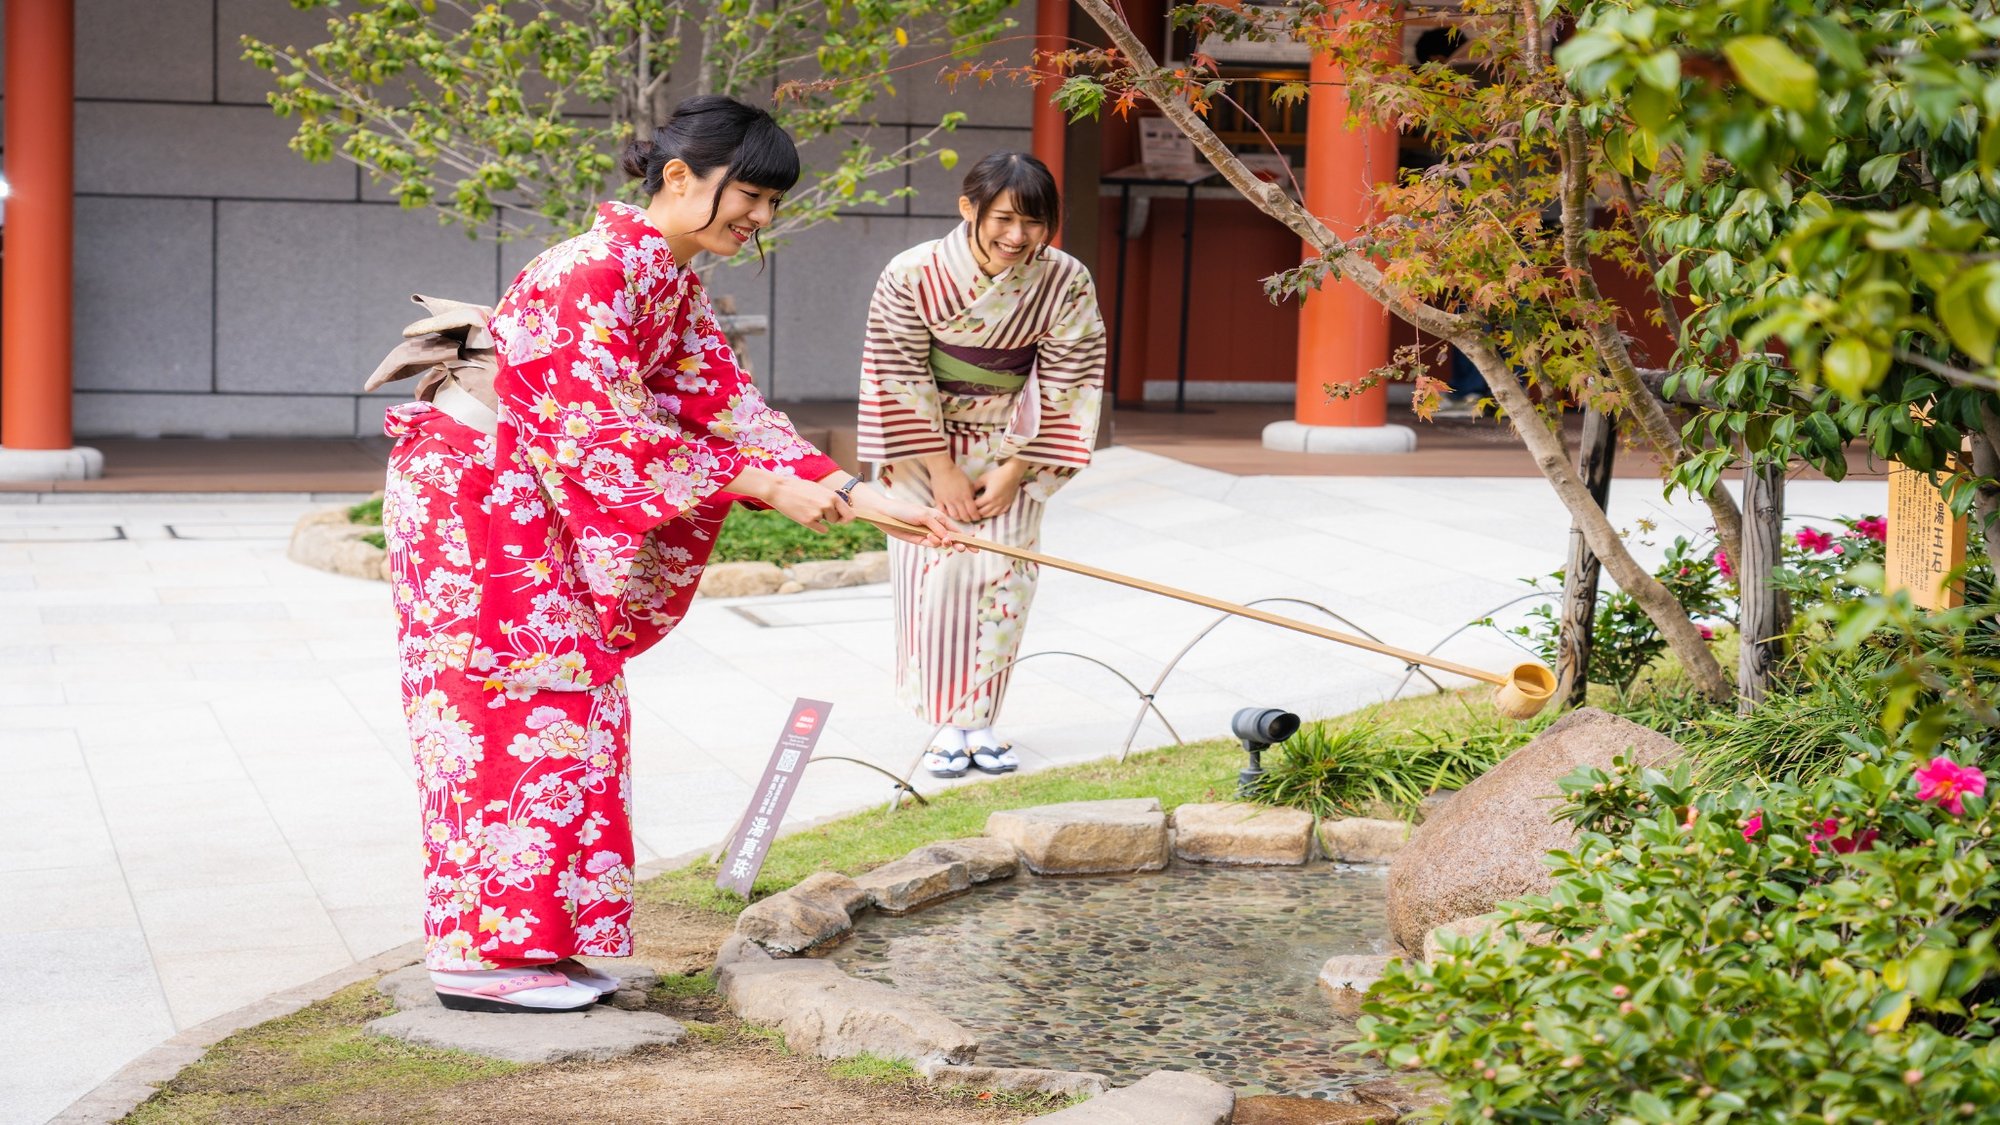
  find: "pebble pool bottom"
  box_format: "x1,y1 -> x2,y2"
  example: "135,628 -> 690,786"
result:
830,863 -> 1395,1098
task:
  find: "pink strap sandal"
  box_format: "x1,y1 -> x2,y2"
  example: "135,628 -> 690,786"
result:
433,970 -> 594,1014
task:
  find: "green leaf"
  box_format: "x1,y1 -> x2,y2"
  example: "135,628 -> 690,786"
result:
1937,275 -> 1998,364
1722,36 -> 1819,112
1637,50 -> 1681,92
1821,336 -> 1877,397
1859,153 -> 1904,194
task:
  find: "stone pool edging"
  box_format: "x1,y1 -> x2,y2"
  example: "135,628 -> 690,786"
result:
717,796 -> 1452,1121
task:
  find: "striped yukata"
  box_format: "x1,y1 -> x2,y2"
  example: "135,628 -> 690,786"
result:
858,223 -> 1106,728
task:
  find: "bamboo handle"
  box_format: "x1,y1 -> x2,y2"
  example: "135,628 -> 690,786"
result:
863,514 -> 1509,687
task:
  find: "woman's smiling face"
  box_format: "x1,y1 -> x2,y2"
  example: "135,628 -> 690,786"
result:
653,162 -> 783,260
960,190 -> 1049,274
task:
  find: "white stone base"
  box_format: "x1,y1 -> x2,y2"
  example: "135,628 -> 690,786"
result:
0,445 -> 105,481
1261,420 -> 1417,454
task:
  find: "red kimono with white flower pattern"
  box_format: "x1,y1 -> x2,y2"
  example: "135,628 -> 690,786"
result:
386,201 -> 837,970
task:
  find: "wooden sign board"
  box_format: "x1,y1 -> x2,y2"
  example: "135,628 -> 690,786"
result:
1886,463 -> 1968,609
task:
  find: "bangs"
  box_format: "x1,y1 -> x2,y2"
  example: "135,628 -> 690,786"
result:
965,151 -> 1062,236
727,118 -> 801,194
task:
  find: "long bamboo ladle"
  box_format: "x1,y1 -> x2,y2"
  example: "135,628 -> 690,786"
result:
863,515 -> 1557,719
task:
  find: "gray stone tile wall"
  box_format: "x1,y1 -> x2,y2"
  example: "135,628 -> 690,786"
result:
22,0 -> 1036,437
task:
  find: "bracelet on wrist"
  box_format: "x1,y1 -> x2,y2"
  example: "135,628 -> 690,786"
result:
834,475 -> 863,505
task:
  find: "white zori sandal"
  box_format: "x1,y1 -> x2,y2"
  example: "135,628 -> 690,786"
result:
430,967 -> 600,1013
924,747 -> 972,778
970,744 -> 1019,775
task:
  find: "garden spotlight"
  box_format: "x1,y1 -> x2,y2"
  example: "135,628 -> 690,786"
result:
1231,706 -> 1299,798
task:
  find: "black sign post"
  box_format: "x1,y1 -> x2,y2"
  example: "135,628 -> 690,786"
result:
715,698 -> 833,897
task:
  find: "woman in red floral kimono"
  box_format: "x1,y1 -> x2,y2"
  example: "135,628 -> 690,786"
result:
384,96 -> 954,1013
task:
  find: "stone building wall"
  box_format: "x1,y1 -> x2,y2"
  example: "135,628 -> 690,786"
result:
0,0 -> 1031,437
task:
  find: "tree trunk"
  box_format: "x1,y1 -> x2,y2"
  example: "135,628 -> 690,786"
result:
1974,400 -> 2000,577
1066,0 -> 1733,702
1556,117 -> 1745,568
1557,407 -> 1619,705
1737,459 -> 1789,711
1469,342 -> 1735,702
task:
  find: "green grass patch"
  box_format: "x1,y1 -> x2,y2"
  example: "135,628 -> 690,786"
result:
1256,704 -> 1552,818
651,969 -> 718,1000
347,496 -> 383,526
123,981 -> 512,1124
711,506 -> 886,565
641,735 -> 1247,916
826,1053 -> 922,1082
359,530 -> 387,550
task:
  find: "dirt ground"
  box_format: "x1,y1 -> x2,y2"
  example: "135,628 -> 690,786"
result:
126,902 -> 1059,1125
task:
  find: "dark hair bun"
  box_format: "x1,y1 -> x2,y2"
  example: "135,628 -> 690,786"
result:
620,138 -> 660,182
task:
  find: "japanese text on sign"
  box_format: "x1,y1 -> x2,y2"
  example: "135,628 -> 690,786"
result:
715,699 -> 832,897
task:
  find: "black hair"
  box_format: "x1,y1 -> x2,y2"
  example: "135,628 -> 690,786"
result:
619,95 -> 800,261
960,151 -> 1061,260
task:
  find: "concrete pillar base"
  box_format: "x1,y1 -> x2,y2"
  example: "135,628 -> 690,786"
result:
1262,421 -> 1416,454
0,445 -> 104,481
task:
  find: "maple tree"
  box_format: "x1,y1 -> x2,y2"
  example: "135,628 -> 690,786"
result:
243,0 -> 1014,240
1038,0 -> 1741,701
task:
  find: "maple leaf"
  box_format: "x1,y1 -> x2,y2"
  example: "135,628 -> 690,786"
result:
1113,89 -> 1142,119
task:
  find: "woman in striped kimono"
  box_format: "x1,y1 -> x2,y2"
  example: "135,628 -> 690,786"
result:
857,151 -> 1107,778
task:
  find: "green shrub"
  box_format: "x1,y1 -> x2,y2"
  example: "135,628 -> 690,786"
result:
1355,744 -> 2000,1122
347,495 -> 383,526
1253,716 -> 1545,818
711,507 -> 886,565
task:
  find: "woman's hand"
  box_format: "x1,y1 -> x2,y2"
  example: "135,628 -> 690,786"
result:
921,452 -> 980,523
973,459 -> 1028,520
734,466 -> 851,532
846,486 -> 960,549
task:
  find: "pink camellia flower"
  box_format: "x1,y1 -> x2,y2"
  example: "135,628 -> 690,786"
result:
1807,817 -> 1880,855
1698,624 -> 1716,641
1742,813 -> 1763,840
1914,757 -> 1988,816
1854,516 -> 1888,542
1796,527 -> 1838,554
1714,548 -> 1734,580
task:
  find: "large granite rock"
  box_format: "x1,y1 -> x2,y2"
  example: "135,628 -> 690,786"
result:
852,550 -> 891,583
1030,1069 -> 1234,1123
1170,803 -> 1313,866
907,837 -> 1019,883
367,1006 -> 685,1064
1318,817 -> 1411,864
698,561 -> 786,598
734,872 -> 866,954
986,798 -> 1169,876
1385,708 -> 1679,954
788,559 -> 866,590
719,957 -> 978,1064
856,855 -> 971,914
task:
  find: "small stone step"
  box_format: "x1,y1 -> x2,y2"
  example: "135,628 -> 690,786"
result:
1029,1069 -> 1234,1123
986,798 -> 1169,876
366,1005 -> 685,1065
1171,802 -> 1314,865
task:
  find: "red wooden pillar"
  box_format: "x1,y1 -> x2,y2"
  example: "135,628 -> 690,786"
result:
1031,0 -> 1068,249
1268,25 -> 1412,452
3,0 -> 78,453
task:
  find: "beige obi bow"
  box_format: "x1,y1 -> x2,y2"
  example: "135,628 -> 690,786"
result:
364,293 -> 501,435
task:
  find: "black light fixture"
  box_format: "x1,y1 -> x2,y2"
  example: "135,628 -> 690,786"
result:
1231,706 -> 1300,798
